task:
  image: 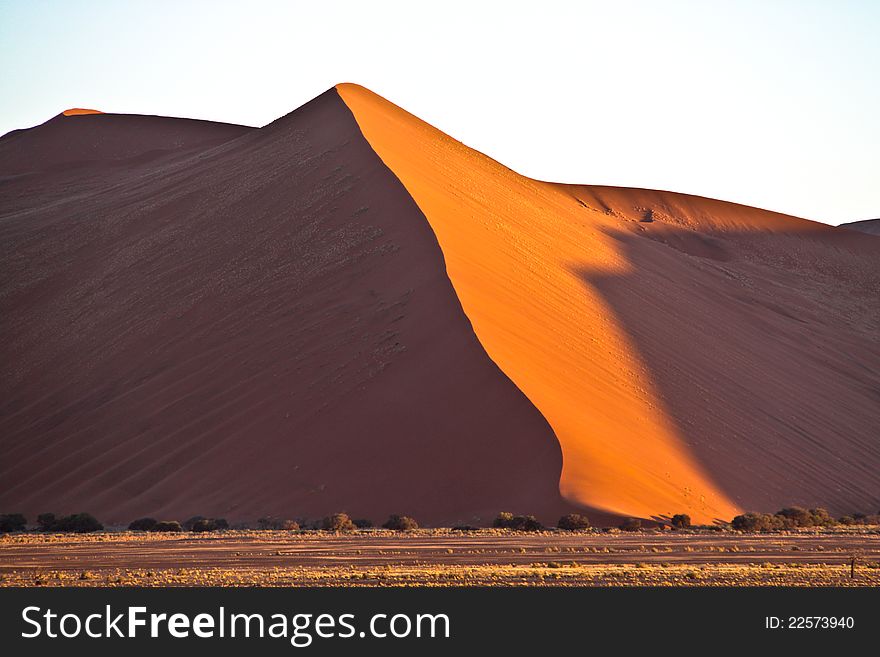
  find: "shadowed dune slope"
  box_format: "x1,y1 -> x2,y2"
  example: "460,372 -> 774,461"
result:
840,218 -> 880,236
0,89 -> 571,526
337,84 -> 880,522
0,111 -> 253,176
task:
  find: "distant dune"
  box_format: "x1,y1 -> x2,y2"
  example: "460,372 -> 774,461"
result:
839,218 -> 880,236
62,108 -> 104,116
0,86 -> 878,525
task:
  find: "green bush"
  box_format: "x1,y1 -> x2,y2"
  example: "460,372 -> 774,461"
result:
383,515 -> 419,531
128,517 -> 157,531
493,513 -> 543,531
151,521 -> 183,532
670,514 -> 691,529
322,513 -> 356,532
0,514 -> 27,532
557,513 -> 591,531
619,518 -> 642,532
353,518 -> 373,529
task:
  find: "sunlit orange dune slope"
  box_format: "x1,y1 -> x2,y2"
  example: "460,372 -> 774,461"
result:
62,108 -> 103,116
337,83 -> 880,523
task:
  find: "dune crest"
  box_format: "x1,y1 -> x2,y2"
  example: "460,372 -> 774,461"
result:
62,108 -> 103,116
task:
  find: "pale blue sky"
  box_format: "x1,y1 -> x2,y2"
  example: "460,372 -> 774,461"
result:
1,0 -> 877,224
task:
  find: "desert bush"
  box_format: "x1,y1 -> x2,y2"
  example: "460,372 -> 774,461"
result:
190,518 -> 228,532
322,513 -> 356,532
383,515 -> 419,531
191,519 -> 215,532
492,512 -> 515,528
353,518 -> 373,529
837,513 -> 880,526
128,517 -> 157,531
257,516 -> 299,530
182,516 -> 206,531
493,513 -> 543,531
37,513 -> 57,531
732,512 -> 785,532
452,525 -> 479,532
45,513 -> 103,533
619,518 -> 642,532
557,513 -> 591,531
670,514 -> 691,529
775,506 -> 813,528
151,521 -> 183,532
0,514 -> 27,532
807,508 -> 836,527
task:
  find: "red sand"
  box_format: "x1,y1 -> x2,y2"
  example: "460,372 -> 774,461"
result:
1,85 -> 878,526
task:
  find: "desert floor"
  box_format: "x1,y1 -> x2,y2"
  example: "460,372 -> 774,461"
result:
2,529 -> 878,586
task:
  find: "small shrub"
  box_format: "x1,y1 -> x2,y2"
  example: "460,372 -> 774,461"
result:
619,518 -> 642,532
383,515 -> 419,531
322,513 -> 356,532
191,519 -> 215,532
353,518 -> 373,529
0,514 -> 26,533
48,513 -> 103,533
838,515 -> 856,526
807,508 -> 836,527
492,512 -> 515,528
670,514 -> 691,529
257,517 -> 299,530
557,513 -> 591,531
182,516 -> 206,531
731,512 -> 785,532
151,521 -> 183,532
775,506 -> 813,528
37,513 -> 57,531
452,525 -> 479,532
493,512 -> 543,531
190,518 -> 229,532
128,517 -> 157,531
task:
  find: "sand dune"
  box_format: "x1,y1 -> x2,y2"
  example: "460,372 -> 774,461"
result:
337,84 -> 880,523
0,85 -> 877,525
840,218 -> 880,236
0,90 -> 569,526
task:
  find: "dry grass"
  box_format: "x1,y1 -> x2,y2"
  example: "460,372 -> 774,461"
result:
2,529 -> 878,587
